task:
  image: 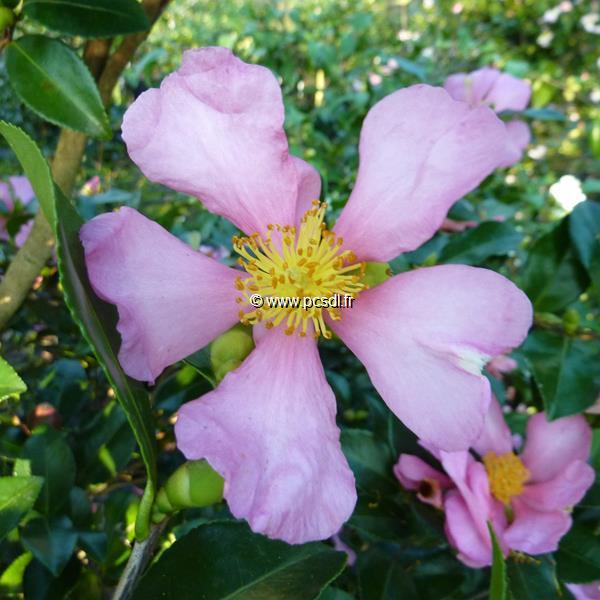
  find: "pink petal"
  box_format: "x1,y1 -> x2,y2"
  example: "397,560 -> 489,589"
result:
333,85 -> 512,261
394,454 -> 451,508
521,460 -> 595,511
9,176 -> 35,205
80,207 -> 241,383
486,74 -> 532,113
122,47 -> 298,236
520,413 -> 592,482
486,354 -> 518,379
175,327 -> 356,544
15,219 -> 34,248
332,265 -> 532,450
472,398 -> 513,457
444,68 -> 501,107
566,582 -> 600,600
0,182 -> 14,212
498,120 -> 531,168
292,157 -> 321,223
503,497 -> 572,555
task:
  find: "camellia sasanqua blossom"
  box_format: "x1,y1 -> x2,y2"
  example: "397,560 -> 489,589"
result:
444,67 -> 532,167
395,399 -> 594,567
80,47 -> 533,544
0,175 -> 35,248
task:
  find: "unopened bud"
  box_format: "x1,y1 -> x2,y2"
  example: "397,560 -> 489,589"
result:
0,6 -> 15,29
562,308 -> 580,336
210,325 -> 254,382
362,262 -> 391,289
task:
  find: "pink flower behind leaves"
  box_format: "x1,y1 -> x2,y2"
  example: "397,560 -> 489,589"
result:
81,47 -> 532,544
444,67 -> 532,168
0,176 -> 35,247
396,399 -> 594,567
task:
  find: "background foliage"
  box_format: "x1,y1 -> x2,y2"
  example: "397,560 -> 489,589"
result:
0,0 -> 599,598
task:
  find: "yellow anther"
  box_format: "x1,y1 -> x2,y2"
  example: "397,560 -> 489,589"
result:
483,452 -> 530,506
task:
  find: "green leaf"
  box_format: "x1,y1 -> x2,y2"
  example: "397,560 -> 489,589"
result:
438,221 -> 522,265
23,0 -> 150,38
0,121 -> 56,228
23,428 -> 76,515
569,201 -> 600,287
0,356 -> 26,401
520,220 -> 589,313
0,476 -> 43,541
6,35 -> 110,138
522,107 -> 566,121
133,521 -> 347,599
488,522 -> 507,600
507,554 -> 560,599
522,330 -> 600,418
21,516 -> 78,577
0,552 -> 32,594
556,524 -> 600,584
357,548 -> 418,600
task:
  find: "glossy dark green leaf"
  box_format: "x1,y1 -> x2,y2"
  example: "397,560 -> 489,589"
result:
522,330 -> 600,418
507,554 -> 560,599
23,0 -> 149,38
438,221 -> 522,265
522,107 -> 566,121
21,516 -> 78,577
488,522 -> 507,600
0,355 -> 26,400
133,521 -> 347,599
520,220 -> 589,312
357,548 -> 418,600
569,201 -> 600,287
6,35 -> 110,138
23,428 -> 76,515
0,121 -> 55,227
52,184 -> 157,539
0,476 -> 43,541
556,524 -> 600,584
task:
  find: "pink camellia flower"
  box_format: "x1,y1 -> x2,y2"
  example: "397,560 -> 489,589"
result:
396,400 -> 594,567
444,68 -> 532,167
80,47 -> 532,544
0,176 -> 35,247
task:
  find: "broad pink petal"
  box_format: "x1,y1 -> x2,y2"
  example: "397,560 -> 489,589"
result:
175,328 -> 356,544
122,47 -> 298,236
292,157 -> 321,223
498,120 -> 531,168
332,265 -> 532,450
444,68 -> 501,107
521,460 -> 595,511
80,207 -> 241,383
472,398 -> 513,457
394,454 -> 451,508
486,74 -> 532,112
520,413 -> 592,482
566,582 -> 600,600
503,497 -> 572,555
9,176 -> 35,205
333,85 -> 512,261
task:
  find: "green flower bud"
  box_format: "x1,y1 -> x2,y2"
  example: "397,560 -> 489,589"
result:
210,324 -> 254,382
362,261 -> 391,289
153,460 -> 224,522
0,6 -> 15,29
562,308 -> 580,336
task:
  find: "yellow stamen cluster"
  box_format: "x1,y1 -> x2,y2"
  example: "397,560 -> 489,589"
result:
233,201 -> 366,338
483,451 -> 530,506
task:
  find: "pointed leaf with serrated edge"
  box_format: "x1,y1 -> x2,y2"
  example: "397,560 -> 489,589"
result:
0,121 -> 55,228
23,0 -> 149,38
0,477 -> 43,541
488,522 -> 508,600
0,123 -> 156,540
6,35 -> 110,138
522,330 -> 600,418
0,356 -> 26,401
133,521 -> 347,600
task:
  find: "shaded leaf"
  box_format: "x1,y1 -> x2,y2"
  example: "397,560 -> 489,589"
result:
6,35 -> 110,138
569,201 -> 600,287
133,521 -> 346,599
556,524 -> 600,584
507,554 -> 560,600
23,0 -> 149,38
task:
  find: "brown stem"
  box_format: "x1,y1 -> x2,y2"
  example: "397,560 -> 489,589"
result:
0,0 -> 171,330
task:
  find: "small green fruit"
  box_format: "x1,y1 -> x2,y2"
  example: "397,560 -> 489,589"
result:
362,261 -> 392,289
210,325 -> 254,381
0,6 -> 15,30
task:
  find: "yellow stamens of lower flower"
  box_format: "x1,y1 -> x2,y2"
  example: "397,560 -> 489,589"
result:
233,201 -> 365,338
483,451 -> 530,506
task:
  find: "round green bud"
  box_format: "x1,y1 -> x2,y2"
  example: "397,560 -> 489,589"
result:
210,325 -> 254,381
0,6 -> 15,29
362,262 -> 392,289
562,308 -> 580,336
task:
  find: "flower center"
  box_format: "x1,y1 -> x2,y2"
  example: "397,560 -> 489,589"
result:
483,451 -> 530,506
233,201 -> 365,338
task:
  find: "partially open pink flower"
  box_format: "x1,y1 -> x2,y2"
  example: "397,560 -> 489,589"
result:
397,400 -> 594,567
444,67 -> 532,167
0,176 -> 35,247
81,47 -> 532,544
